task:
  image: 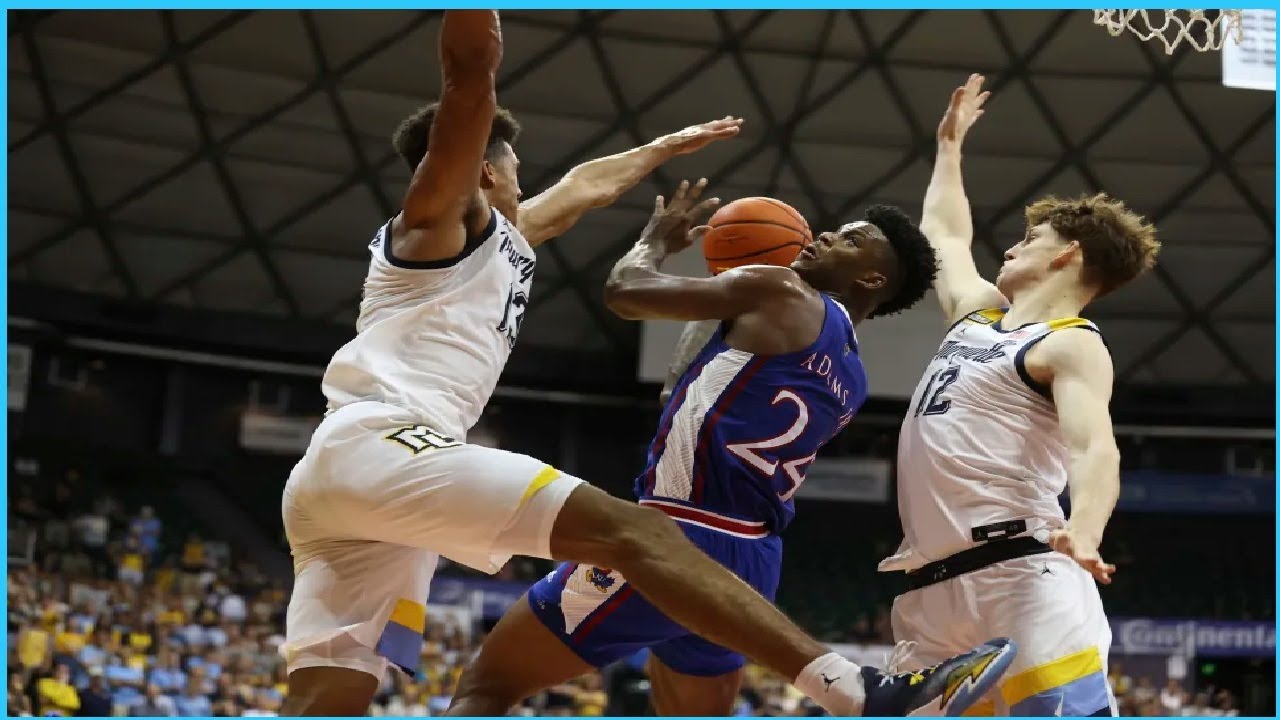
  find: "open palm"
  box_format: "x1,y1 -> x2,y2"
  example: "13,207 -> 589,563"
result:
938,73 -> 990,147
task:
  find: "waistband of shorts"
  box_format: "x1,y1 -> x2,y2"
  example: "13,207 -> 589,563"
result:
903,536 -> 1053,591
638,498 -> 771,539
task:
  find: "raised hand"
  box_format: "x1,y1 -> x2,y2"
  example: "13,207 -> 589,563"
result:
937,73 -> 990,149
655,117 -> 744,156
641,178 -> 721,256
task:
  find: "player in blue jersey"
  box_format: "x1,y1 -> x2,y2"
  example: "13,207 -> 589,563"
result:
448,179 -> 1019,717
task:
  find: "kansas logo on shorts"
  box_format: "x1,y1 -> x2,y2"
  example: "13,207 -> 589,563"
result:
587,567 -> 616,592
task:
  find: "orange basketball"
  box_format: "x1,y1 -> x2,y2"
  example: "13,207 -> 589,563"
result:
701,197 -> 813,275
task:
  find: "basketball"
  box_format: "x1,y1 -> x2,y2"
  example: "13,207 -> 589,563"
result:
701,197 -> 813,275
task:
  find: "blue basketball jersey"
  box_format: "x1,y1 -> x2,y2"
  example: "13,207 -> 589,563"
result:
635,294 -> 868,534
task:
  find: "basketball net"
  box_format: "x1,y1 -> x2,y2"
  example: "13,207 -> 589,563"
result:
1093,9 -> 1245,54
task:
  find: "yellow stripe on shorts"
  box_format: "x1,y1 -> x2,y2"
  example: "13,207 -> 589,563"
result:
520,466 -> 563,506
387,598 -> 427,634
1000,645 -> 1104,708
961,698 -> 997,717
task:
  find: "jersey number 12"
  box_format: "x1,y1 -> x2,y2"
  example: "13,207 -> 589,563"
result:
914,365 -> 961,417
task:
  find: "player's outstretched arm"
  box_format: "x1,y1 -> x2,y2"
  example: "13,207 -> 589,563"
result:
517,117 -> 743,248
390,10 -> 502,263
1037,329 -> 1122,585
604,179 -> 805,322
922,73 -> 1006,324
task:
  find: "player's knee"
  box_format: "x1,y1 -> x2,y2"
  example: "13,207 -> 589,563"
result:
599,503 -> 684,568
284,667 -> 378,716
553,485 -> 685,570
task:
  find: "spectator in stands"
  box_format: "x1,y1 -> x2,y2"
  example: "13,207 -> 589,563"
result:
129,507 -> 163,559
36,662 -> 80,716
1105,655 -> 1136,696
1182,692 -> 1214,716
1133,676 -> 1158,706
1214,688 -> 1240,716
8,670 -> 34,716
117,534 -> 145,585
1160,678 -> 1187,714
175,678 -> 213,716
131,683 -> 177,717
77,671 -> 113,717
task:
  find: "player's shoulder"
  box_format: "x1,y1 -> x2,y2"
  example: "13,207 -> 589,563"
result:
717,264 -> 810,298
1032,320 -> 1113,376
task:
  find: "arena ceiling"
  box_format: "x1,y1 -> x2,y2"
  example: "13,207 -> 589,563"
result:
7,9 -> 1276,390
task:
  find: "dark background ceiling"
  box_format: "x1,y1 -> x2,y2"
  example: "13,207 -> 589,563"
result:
7,9 -> 1275,414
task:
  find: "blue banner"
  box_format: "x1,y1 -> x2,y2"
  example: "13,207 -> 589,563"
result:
429,575 -> 533,619
1062,472 -> 1275,515
1111,617 -> 1276,658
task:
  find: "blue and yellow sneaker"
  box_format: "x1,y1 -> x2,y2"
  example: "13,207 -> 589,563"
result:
861,637 -> 1017,716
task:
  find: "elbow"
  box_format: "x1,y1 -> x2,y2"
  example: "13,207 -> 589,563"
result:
603,282 -> 640,320
1093,435 -> 1121,469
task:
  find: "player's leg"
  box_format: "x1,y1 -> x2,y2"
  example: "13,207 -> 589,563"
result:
449,556 -> 691,715
889,585 -> 1001,717
275,405 -> 448,716
974,554 -> 1115,717
447,591 -> 595,715
646,639 -> 744,716
543,484 -> 1018,716
277,518 -> 435,715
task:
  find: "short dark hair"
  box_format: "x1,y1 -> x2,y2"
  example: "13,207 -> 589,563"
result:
864,204 -> 938,318
1024,193 -> 1159,296
391,102 -> 522,172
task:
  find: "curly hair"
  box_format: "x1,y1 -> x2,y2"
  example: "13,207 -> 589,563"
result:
1024,193 -> 1159,296
391,102 -> 522,172
864,204 -> 939,318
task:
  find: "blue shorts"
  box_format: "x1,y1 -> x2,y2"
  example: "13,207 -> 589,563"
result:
527,520 -> 782,677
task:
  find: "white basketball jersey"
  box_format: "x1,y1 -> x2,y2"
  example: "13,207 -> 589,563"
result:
321,210 -> 536,441
880,308 -> 1102,573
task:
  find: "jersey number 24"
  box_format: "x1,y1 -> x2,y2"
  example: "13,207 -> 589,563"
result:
727,389 -> 817,502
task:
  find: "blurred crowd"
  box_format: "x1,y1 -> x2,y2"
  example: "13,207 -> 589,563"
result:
6,478 -> 832,717
1109,663 -> 1241,717
4,472 -> 1254,717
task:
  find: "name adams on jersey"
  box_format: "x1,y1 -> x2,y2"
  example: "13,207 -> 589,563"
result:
636,296 -> 869,537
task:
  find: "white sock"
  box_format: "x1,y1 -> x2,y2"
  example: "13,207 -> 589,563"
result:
793,652 -> 866,716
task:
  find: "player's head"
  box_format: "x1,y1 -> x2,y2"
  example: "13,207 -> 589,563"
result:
792,205 -> 938,322
998,193 -> 1159,302
392,103 -> 524,220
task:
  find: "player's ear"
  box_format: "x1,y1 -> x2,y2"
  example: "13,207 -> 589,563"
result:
479,159 -> 496,189
855,271 -> 887,291
1049,240 -> 1081,271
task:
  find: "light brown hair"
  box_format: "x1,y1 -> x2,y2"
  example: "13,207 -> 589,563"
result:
1025,192 -> 1160,296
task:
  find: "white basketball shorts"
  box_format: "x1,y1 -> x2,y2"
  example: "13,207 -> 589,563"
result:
279,400 -> 584,680
890,552 -> 1116,717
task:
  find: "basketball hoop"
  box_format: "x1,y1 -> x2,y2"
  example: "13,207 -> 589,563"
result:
1093,9 -> 1245,54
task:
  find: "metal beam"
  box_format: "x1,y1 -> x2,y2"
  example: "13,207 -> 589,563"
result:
531,11 -> 928,311
981,14 -> 1261,385
713,10 -> 834,224
218,9 -> 629,319
18,24 -> 137,298
1117,106 -> 1275,382
764,10 -> 836,196
10,11 -> 253,153
11,11 -> 441,267
160,11 -> 300,316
